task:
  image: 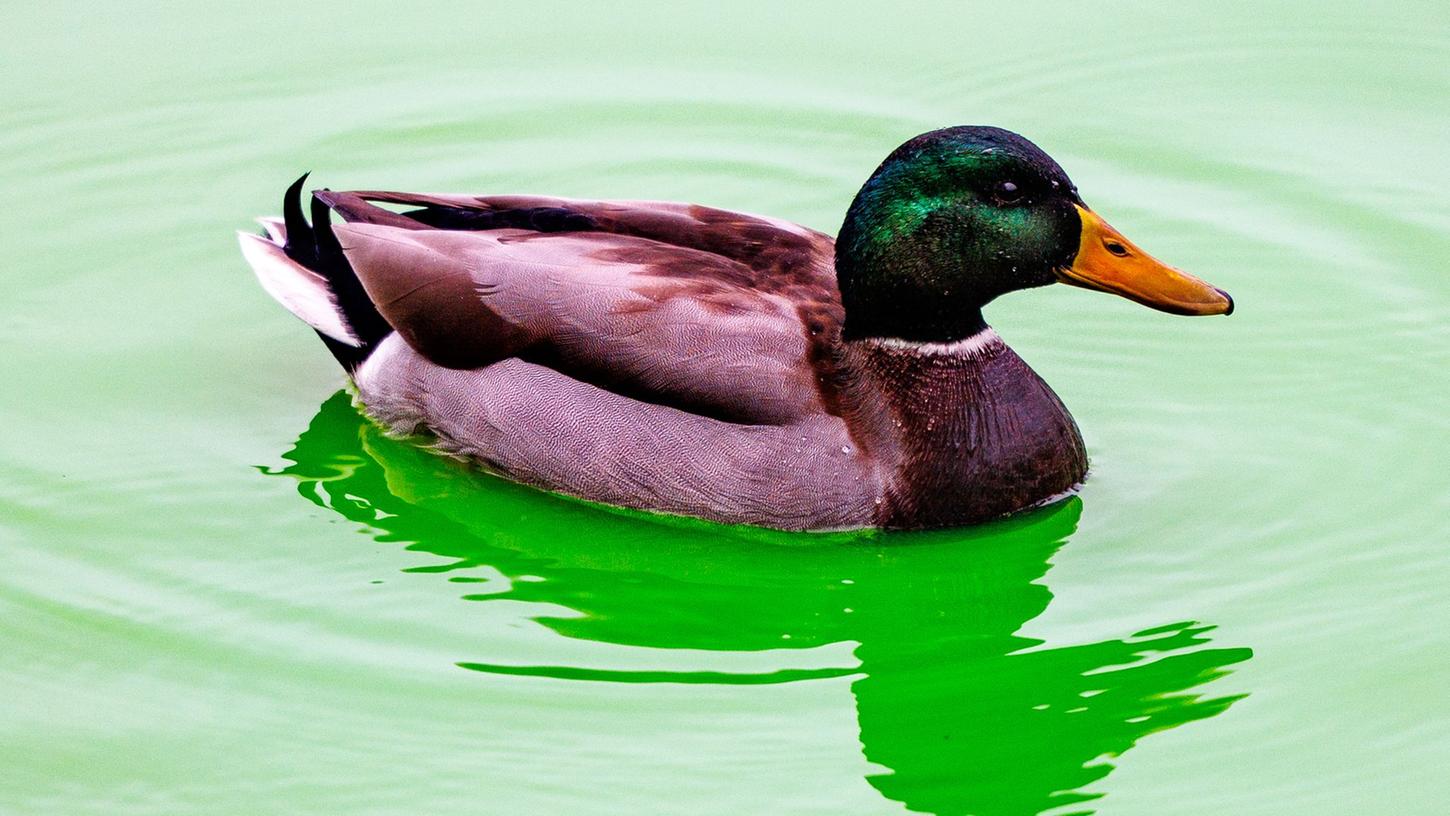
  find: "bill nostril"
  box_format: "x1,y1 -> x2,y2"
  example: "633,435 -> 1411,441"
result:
1104,240 -> 1129,257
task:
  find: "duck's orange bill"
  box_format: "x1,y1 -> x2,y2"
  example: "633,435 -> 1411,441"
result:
1056,205 -> 1233,316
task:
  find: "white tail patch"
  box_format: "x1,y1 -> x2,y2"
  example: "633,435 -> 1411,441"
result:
238,230 -> 360,346
255,216 -> 286,243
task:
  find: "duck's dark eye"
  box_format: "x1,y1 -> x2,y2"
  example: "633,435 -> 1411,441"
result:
993,180 -> 1023,204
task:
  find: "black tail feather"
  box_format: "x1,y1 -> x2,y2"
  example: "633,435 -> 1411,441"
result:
282,172 -> 314,262
310,194 -> 344,259
281,174 -> 391,372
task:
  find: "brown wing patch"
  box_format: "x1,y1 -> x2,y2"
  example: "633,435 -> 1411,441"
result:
323,189 -> 849,420
680,205 -> 823,274
589,240 -> 758,287
797,299 -> 848,417
587,203 -> 846,417
332,223 -> 534,369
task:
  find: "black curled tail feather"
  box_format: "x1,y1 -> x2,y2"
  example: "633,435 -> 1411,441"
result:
281,174 -> 391,372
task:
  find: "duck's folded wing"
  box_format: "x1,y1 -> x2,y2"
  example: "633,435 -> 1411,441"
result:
320,192 -> 843,425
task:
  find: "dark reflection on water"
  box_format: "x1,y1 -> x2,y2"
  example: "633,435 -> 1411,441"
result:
270,393 -> 1251,815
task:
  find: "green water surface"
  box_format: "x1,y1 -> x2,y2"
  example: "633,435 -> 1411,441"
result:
3,3 -> 1448,814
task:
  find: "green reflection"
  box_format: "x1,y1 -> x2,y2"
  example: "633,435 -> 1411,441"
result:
271,392 -> 1251,815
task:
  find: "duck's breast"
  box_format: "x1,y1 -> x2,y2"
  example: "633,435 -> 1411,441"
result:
839,333 -> 1088,528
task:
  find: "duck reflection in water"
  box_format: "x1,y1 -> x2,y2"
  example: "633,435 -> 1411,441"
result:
271,393 -> 1251,816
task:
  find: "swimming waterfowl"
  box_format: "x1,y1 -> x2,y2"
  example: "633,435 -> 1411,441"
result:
240,126 -> 1232,531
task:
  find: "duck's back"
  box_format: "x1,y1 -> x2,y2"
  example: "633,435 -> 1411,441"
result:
241,185 -> 882,529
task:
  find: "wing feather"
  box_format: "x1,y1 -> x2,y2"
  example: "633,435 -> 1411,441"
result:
327,193 -> 842,425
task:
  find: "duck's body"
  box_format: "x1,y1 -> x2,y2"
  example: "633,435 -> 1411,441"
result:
241,127 -> 1229,530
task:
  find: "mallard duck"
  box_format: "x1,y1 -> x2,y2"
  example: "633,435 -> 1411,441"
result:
240,126 -> 1231,531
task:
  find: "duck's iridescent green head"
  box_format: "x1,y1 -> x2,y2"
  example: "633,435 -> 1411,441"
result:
836,126 -> 1232,343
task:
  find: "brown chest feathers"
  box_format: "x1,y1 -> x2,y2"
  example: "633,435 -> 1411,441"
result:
838,332 -> 1089,528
